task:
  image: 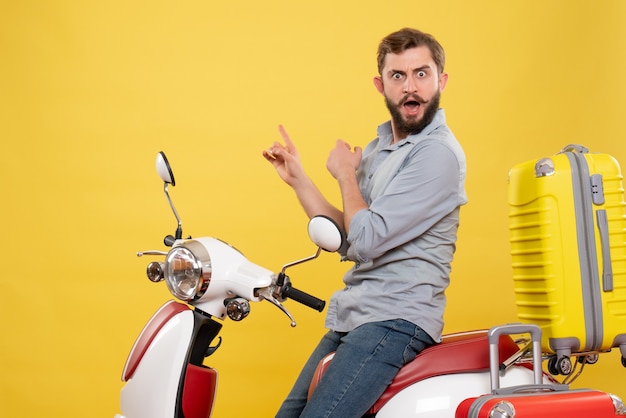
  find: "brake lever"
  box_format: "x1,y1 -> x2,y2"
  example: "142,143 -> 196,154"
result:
257,286 -> 297,328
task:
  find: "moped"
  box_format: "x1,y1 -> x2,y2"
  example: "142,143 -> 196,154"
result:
115,152 -> 626,418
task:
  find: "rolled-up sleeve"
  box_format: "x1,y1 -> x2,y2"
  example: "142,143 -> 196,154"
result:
346,140 -> 462,262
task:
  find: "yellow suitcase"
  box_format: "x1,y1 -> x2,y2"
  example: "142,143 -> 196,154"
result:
508,145 -> 626,374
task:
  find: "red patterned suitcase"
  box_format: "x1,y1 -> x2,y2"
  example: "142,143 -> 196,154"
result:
456,389 -> 624,417
455,324 -> 626,418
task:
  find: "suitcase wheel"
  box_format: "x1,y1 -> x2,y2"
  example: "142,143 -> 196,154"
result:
577,353 -> 599,365
548,355 -> 572,375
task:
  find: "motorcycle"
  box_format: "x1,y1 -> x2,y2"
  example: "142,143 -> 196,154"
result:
116,152 -> 626,418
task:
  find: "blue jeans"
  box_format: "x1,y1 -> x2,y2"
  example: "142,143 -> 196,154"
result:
275,319 -> 435,418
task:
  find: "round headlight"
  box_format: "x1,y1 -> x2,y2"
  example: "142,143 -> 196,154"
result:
164,245 -> 210,301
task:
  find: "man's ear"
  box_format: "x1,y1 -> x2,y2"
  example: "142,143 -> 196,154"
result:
373,76 -> 384,94
439,72 -> 449,91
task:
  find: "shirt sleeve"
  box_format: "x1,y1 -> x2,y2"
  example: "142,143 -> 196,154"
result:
346,140 -> 463,263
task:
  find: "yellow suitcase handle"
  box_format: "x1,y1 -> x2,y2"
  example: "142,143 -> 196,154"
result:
560,144 -> 589,154
596,209 -> 614,292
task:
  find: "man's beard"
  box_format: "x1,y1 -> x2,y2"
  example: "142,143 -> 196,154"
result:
385,90 -> 441,138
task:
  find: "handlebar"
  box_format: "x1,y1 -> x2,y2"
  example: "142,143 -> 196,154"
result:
284,284 -> 326,312
257,277 -> 325,327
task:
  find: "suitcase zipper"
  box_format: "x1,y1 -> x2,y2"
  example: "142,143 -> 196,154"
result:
566,151 -> 604,352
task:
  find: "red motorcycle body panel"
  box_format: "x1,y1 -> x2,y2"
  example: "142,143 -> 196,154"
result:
308,330 -> 524,414
182,364 -> 218,418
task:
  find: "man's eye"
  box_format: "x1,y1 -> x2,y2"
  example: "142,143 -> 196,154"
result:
392,73 -> 403,80
417,71 -> 427,78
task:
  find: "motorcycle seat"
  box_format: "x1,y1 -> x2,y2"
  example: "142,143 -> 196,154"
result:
307,329 -> 522,414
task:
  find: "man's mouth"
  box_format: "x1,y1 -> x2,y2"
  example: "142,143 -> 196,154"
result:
404,100 -> 421,110
402,99 -> 423,116
401,94 -> 427,116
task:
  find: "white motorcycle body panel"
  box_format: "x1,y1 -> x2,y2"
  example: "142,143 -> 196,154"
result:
375,366 -> 543,418
117,309 -> 195,418
180,237 -> 274,320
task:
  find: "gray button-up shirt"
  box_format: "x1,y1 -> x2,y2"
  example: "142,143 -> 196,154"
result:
325,109 -> 467,342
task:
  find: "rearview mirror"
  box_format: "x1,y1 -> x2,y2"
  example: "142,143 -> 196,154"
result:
307,216 -> 344,253
156,151 -> 175,186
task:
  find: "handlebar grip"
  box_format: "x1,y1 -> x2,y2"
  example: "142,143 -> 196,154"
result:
285,286 -> 326,312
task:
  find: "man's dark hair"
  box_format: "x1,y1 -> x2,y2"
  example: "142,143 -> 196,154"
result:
377,28 -> 446,75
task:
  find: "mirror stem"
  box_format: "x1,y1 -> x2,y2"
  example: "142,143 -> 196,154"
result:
164,183 -> 183,239
279,247 -> 322,276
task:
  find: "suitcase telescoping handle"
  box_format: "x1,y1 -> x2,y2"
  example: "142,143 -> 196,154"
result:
488,324 -> 543,392
488,325 -> 570,395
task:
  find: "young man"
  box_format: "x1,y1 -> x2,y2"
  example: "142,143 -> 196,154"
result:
263,27 -> 467,418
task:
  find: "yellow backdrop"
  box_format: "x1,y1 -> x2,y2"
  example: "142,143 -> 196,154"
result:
1,1 -> 625,417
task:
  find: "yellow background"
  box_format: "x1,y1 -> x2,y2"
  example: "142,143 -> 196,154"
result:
1,1 -> 625,417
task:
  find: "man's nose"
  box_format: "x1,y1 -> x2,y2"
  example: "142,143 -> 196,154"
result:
403,76 -> 418,93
